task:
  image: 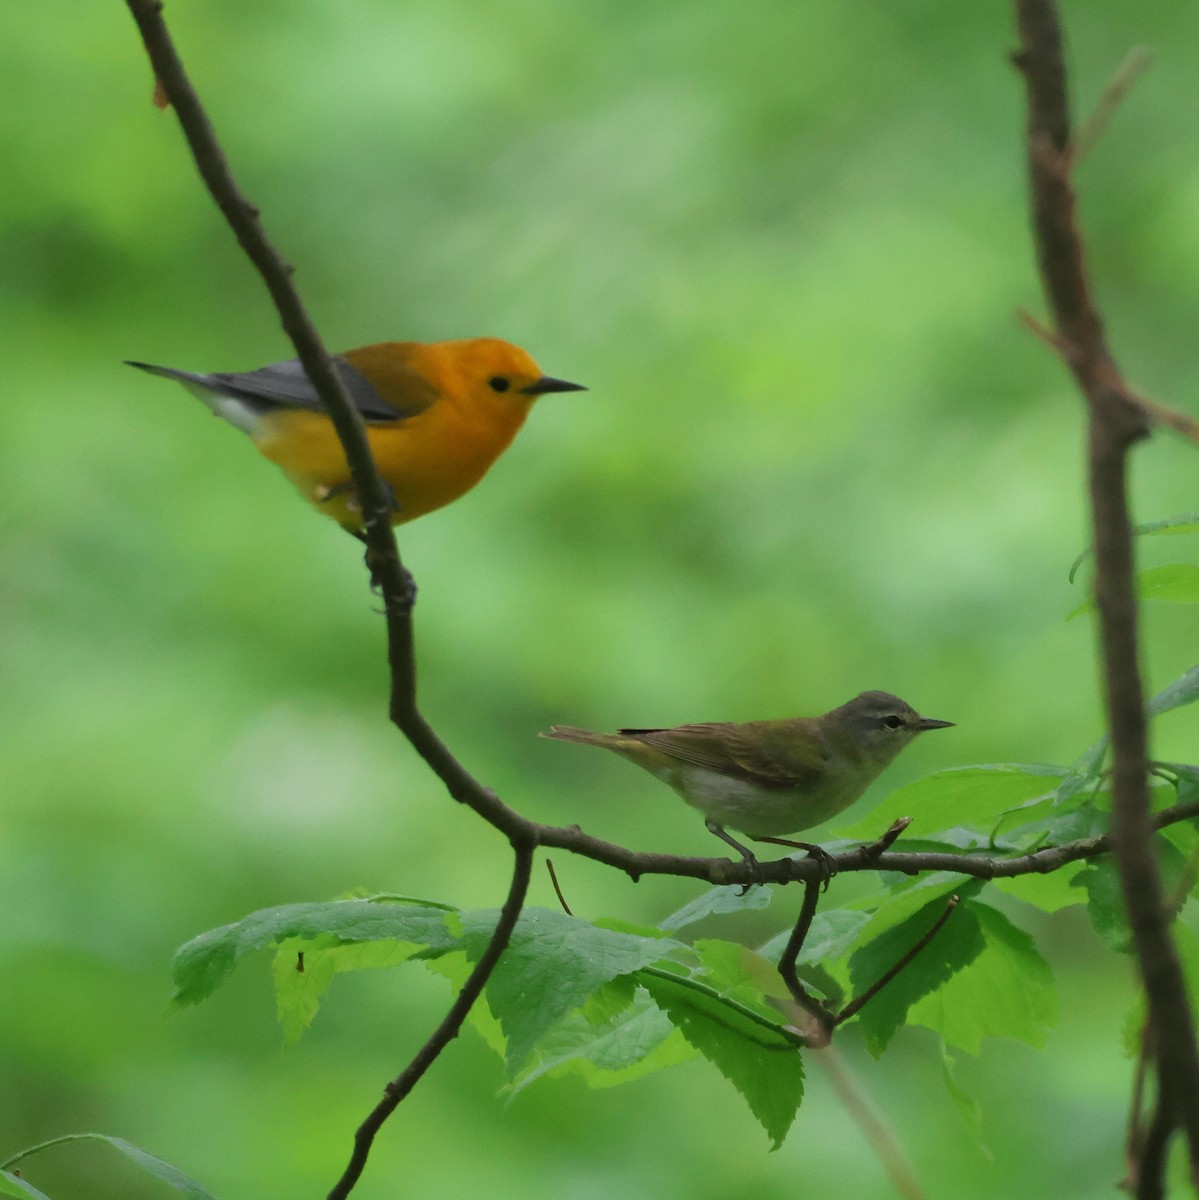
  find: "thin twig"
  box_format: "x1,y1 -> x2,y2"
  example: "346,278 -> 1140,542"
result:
1122,1021 -> 1151,1194
776,879 -> 835,1043
814,1047 -> 926,1200
545,859 -> 573,916
857,817 -> 914,862
122,0 -> 410,611
1013,0 -> 1199,1172
835,896 -> 959,1026
1074,46 -> 1154,166
1135,1089 -> 1173,1200
327,843 -> 534,1200
1017,309 -> 1199,446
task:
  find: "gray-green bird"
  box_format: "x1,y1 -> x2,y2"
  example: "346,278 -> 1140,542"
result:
542,691 -> 953,871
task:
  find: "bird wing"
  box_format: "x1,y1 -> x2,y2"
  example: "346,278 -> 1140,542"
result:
618,722 -> 826,789
204,357 -> 436,423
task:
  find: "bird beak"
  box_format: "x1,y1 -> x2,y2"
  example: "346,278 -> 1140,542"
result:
916,718 -> 955,731
521,376 -> 587,395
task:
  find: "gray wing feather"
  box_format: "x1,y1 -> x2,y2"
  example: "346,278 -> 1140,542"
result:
127,357 -> 408,422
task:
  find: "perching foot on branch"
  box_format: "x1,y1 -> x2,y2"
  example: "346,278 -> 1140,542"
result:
705,820 -> 765,895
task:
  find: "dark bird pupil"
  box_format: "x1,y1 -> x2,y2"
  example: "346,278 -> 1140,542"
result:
489,376 -> 510,392
883,715 -> 904,729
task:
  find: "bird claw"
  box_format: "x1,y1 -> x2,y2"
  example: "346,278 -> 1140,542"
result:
706,820 -> 764,894
754,837 -> 838,892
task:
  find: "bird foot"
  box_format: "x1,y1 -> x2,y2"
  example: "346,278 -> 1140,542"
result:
705,821 -> 764,895
754,837 -> 838,892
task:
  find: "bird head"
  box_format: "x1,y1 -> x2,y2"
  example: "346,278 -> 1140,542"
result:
443,338 -> 585,416
824,690 -> 954,768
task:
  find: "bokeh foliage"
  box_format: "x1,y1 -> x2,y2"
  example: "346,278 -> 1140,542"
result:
4,1 -> 1199,1197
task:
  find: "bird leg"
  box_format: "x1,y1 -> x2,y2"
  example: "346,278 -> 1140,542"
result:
753,836 -> 837,891
705,820 -> 763,895
349,528 -> 416,607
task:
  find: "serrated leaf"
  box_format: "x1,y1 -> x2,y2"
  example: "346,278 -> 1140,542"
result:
993,862 -> 1086,911
0,1172 -> 52,1200
459,908 -> 687,1073
1,1136 -> 216,1200
172,898 -> 457,1007
660,885 -> 773,932
692,939 -> 793,1012
509,986 -> 693,1096
1071,859 -> 1128,951
640,971 -> 804,1148
758,910 -> 872,967
272,938 -> 423,1045
1073,837 -> 1190,952
857,874 -> 982,944
940,1046 -> 992,1157
848,893 -> 985,1056
424,951 -> 507,1056
908,903 -> 1056,1054
836,766 -> 1066,842
1056,740 -> 1107,803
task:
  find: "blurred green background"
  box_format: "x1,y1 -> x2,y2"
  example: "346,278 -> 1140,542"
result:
4,1 -> 1199,1196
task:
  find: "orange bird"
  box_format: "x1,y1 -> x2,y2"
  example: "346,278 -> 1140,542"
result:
128,338 -> 585,535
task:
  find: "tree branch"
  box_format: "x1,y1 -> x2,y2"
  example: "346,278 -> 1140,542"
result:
1012,0 -> 1199,1170
326,842 -> 534,1200
776,879 -> 835,1044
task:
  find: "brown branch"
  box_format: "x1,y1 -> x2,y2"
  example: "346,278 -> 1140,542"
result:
125,3 -> 1199,1189
1013,0 -> 1199,1171
776,879 -> 836,1044
326,842 -> 534,1200
834,896 -> 959,1026
1017,310 -> 1199,446
123,0 -> 410,611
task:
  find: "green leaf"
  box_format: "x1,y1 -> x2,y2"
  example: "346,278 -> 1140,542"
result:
1056,740 -> 1107,804
1148,665 -> 1199,718
660,884 -> 773,932
1068,512 -> 1199,583
424,951 -> 508,1056
908,902 -> 1057,1054
1073,837 -> 1190,952
993,862 -> 1086,911
0,1172 -> 52,1200
836,765 -> 1066,841
1,1136 -> 216,1200
172,898 -> 457,1007
509,985 -> 694,1096
848,891 -> 986,1056
1138,564 -> 1199,604
692,939 -> 793,1011
940,1046 -> 992,1157
1071,859 -> 1128,951
1067,565 -> 1199,620
640,970 -> 804,1148
459,907 -> 687,1073
758,909 -> 871,966
272,939 -> 424,1045
856,873 -> 981,944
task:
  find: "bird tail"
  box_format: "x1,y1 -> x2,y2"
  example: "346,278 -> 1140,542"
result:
125,361 -> 262,432
541,725 -> 626,748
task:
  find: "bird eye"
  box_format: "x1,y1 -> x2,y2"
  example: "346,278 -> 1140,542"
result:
882,715 -> 905,730
489,376 -> 510,393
